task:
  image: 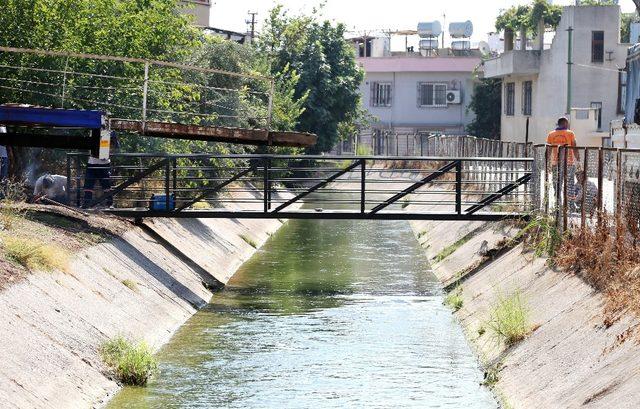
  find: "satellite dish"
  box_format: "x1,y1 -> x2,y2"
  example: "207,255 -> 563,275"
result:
417,21 -> 442,38
449,20 -> 474,38
478,41 -> 491,56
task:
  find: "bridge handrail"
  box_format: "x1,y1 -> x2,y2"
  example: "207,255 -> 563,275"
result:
66,152 -> 534,162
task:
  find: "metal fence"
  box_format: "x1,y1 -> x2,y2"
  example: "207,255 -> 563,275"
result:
532,144 -> 640,235
0,46 -> 274,130
336,131 -> 531,158
65,152 -> 533,220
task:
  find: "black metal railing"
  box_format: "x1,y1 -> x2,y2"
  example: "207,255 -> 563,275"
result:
66,153 -> 534,220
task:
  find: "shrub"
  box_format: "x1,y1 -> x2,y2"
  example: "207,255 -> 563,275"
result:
444,287 -> 464,311
487,290 -> 530,346
100,336 -> 157,386
2,236 -> 68,272
356,143 -> 373,156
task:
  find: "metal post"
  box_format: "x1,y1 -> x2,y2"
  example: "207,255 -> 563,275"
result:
66,154 -> 71,202
141,61 -> 150,131
566,26 -> 574,114
61,56 -> 70,109
544,145 -> 549,214
420,135 -> 424,156
360,158 -> 366,214
267,78 -> 275,130
562,146 -> 569,232
455,160 -> 462,214
76,156 -> 82,207
597,148 -> 604,226
581,148 -> 588,230
172,158 -> 178,191
263,158 -> 270,212
165,160 -> 171,210
616,149 -> 623,234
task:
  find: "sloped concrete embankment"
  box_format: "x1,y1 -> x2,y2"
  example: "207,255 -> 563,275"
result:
410,214 -> 640,409
0,188 -> 296,408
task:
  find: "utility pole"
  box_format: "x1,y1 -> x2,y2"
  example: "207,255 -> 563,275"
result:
246,11 -> 257,44
566,26 -> 574,115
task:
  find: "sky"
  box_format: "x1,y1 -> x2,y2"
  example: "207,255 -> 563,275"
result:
209,0 -> 636,48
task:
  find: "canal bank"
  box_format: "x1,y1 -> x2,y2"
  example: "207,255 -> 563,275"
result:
409,213 -> 640,408
0,187 -> 298,408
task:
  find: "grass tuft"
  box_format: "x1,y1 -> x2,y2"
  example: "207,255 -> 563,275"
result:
190,201 -> 211,210
444,286 -> 464,312
121,279 -> 138,292
239,233 -> 257,248
434,231 -> 475,263
355,143 -> 373,156
487,290 -> 530,346
100,336 -> 157,386
514,213 -> 562,257
2,236 -> 68,272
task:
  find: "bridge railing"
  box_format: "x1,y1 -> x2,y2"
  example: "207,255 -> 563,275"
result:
0,46 -> 274,130
66,153 -> 533,220
531,144 -> 640,236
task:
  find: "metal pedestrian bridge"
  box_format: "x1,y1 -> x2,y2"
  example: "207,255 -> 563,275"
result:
66,153 -> 533,221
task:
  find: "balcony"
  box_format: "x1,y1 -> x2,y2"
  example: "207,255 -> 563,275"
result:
483,51 -> 541,78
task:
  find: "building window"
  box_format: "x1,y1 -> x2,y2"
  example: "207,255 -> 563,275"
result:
591,102 -> 603,130
592,31 -> 604,63
371,82 -> 392,107
522,81 -> 532,116
505,82 -> 515,116
418,82 -> 447,107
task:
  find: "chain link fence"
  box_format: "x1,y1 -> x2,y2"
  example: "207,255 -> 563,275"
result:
532,145 -> 640,240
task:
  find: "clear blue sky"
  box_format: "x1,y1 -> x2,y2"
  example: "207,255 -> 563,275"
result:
210,0 -> 636,45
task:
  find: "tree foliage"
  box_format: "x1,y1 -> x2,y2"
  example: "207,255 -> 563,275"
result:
257,6 -> 364,153
466,78 -> 502,140
495,0 -> 562,34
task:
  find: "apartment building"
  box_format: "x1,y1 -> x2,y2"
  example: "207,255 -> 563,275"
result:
180,0 -> 211,27
483,5 -> 629,146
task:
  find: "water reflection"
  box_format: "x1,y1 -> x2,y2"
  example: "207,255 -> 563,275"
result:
108,218 -> 495,409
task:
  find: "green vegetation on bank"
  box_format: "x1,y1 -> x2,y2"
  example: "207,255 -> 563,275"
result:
487,290 -> 531,346
444,286 -> 464,312
100,336 -> 158,386
434,231 -> 475,263
240,234 -> 258,249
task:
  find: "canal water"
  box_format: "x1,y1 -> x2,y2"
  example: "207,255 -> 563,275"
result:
109,217 -> 496,408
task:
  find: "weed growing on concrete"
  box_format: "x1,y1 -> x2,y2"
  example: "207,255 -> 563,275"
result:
417,230 -> 427,239
100,336 -> 157,386
356,144 -> 373,156
239,234 -> 257,248
482,361 -> 502,386
190,201 -> 211,210
487,290 -> 530,346
434,232 -> 475,263
513,213 -> 562,257
2,236 -> 68,272
121,279 -> 138,292
444,287 -> 464,312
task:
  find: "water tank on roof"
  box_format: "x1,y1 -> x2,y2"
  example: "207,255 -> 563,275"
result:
449,21 -> 473,38
419,39 -> 439,50
451,40 -> 471,50
418,21 -> 442,38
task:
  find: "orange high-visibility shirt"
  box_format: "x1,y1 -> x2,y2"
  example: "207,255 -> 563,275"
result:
546,129 -> 577,165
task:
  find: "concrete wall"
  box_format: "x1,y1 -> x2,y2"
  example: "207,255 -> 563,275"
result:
362,71 -> 475,134
496,5 -> 627,145
180,0 -> 210,26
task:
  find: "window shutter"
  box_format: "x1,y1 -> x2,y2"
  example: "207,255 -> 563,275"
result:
417,83 -> 422,107
388,83 -> 392,107
370,82 -> 375,107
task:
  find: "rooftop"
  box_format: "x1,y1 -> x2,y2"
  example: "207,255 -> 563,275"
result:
356,56 -> 481,73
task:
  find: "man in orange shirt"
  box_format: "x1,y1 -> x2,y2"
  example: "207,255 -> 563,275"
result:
546,117 -> 581,204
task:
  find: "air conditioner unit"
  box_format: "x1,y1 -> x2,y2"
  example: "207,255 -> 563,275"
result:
446,90 -> 461,104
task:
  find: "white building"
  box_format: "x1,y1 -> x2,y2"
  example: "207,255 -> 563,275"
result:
180,0 -> 211,27
352,28 -> 481,136
483,5 -> 629,146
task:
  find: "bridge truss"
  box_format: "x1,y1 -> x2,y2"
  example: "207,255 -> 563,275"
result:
66,153 -> 533,221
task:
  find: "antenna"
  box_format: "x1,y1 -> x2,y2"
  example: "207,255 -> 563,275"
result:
442,12 -> 446,49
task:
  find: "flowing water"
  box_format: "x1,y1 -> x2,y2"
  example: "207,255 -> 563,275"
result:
108,217 -> 496,408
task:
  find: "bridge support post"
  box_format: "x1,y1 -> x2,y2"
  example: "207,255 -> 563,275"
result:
360,158 -> 366,213
455,160 -> 462,215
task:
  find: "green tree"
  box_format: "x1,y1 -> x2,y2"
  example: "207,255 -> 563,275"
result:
466,78 -> 502,139
258,6 -> 364,153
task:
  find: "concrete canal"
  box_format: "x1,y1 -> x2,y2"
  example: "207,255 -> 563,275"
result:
108,216 -> 495,408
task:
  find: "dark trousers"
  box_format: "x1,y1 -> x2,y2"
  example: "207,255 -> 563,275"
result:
83,164 -> 113,207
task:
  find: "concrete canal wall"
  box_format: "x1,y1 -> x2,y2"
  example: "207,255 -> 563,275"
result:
0,188 -> 296,408
410,214 -> 640,409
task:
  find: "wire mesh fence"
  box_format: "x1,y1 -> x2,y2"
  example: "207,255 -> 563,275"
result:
0,46 -> 274,130
532,145 -> 640,241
